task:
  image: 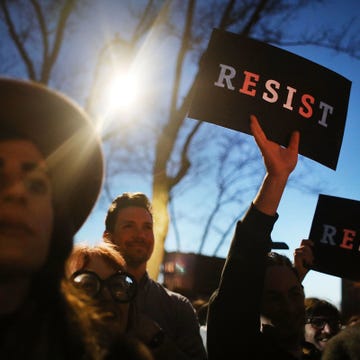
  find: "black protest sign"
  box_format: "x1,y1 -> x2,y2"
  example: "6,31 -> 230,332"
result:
188,29 -> 352,170
309,194 -> 360,281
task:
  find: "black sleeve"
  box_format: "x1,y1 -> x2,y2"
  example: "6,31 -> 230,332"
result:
207,204 -> 277,360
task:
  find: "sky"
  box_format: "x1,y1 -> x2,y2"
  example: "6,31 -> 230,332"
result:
72,1 -> 360,309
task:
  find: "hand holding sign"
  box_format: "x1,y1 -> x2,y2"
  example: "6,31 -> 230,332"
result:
294,239 -> 315,282
251,114 -> 299,179
188,29 -> 352,170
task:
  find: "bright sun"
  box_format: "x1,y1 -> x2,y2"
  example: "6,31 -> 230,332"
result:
106,70 -> 140,112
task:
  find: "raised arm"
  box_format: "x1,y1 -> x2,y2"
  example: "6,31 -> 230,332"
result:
207,115 -> 300,360
250,115 -> 300,216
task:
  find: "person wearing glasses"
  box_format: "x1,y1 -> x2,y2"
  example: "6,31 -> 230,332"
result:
207,115 -> 305,359
302,297 -> 342,359
66,242 -> 179,360
66,243 -> 139,337
294,241 -> 343,358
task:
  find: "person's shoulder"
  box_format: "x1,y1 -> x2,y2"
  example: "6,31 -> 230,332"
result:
330,322 -> 360,343
165,287 -> 191,303
149,278 -> 192,305
323,323 -> 360,360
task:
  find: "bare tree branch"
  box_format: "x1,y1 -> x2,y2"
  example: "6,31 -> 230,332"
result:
241,0 -> 268,36
30,0 -> 48,78
0,0 -> 36,79
41,0 -> 77,83
169,120 -> 203,187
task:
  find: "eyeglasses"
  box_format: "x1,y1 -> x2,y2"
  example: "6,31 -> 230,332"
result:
306,316 -> 342,331
71,270 -> 137,303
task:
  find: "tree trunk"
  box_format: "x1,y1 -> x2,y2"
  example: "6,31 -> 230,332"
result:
148,178 -> 170,279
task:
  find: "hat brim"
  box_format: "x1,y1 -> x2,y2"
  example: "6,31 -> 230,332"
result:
0,77 -> 104,234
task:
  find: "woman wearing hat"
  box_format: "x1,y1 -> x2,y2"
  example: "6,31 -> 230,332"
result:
0,78 -> 147,359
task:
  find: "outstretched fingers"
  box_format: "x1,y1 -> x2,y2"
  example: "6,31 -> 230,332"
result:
250,114 -> 267,150
288,130 -> 300,153
250,114 -> 300,151
249,114 -> 300,176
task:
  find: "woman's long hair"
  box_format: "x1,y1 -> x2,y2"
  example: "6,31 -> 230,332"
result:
0,205 -> 83,359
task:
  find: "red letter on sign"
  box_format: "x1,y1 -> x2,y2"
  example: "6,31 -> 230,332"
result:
339,228 -> 356,250
299,94 -> 315,119
239,71 -> 259,97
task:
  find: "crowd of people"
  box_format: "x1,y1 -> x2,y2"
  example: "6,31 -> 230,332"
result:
0,77 -> 359,359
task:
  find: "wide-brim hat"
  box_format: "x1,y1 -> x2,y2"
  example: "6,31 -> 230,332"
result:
0,77 -> 104,235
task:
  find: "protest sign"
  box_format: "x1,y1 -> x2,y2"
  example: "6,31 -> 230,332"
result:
309,194 -> 360,281
188,28 -> 352,170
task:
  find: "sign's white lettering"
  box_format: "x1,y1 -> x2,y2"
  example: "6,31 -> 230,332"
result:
214,64 -> 334,127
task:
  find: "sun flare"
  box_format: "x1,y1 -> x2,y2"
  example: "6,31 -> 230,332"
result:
107,71 -> 139,112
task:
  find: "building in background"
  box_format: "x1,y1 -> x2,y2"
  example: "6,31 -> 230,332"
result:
162,252 -> 225,302
341,279 -> 360,322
